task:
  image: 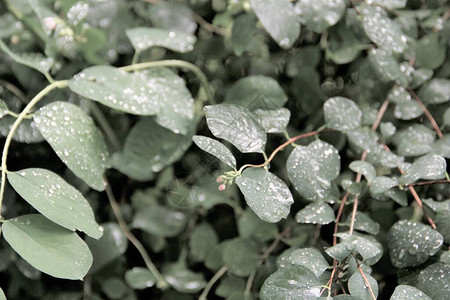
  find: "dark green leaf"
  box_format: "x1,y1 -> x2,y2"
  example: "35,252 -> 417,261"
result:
392,125 -> 435,157
398,154 -> 446,185
368,49 -> 409,86
124,267 -> 156,289
100,277 -> 128,300
295,202 -> 335,225
343,212 -> 380,235
163,262 -> 206,293
126,27 -> 196,53
223,238 -> 260,277
132,205 -> 187,237
326,233 -> 383,265
415,263 -> 450,300
370,176 -> 398,194
413,33 -> 446,70
324,97 -> 362,131
189,223 -> 219,261
288,248 -> 330,277
237,209 -> 278,242
390,285 -> 431,300
192,135 -> 236,169
348,271 -> 378,300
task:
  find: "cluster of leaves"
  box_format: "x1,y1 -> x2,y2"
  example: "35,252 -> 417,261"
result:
0,0 -> 449,299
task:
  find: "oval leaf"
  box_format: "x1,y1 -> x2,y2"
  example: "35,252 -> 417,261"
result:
126,27 -> 196,53
295,0 -> 346,33
132,205 -> 187,237
392,124 -> 435,157
223,238 -> 260,277
162,262 -> 206,294
390,285 -> 431,300
398,154 -> 447,185
192,135 -> 236,169
295,202 -> 335,225
324,97 -> 362,131
348,271 -> 378,300
124,267 -> 156,290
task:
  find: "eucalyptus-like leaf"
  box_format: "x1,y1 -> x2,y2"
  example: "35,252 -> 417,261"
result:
388,85 -> 422,121
348,271 -> 378,300
413,33 -> 446,70
147,2 -> 197,35
0,100 -> 8,118
295,0 -> 346,33
368,49 -> 409,86
7,168 -> 103,239
370,0 -> 407,8
324,97 -> 362,131
132,205 -> 187,237
360,3 -> 407,53
387,220 -> 443,268
238,209 -> 278,242
236,168 -> 294,223
390,285 -> 431,300
349,161 -> 376,183
260,265 -> 322,300
253,108 -> 290,133
347,127 -> 379,154
343,212 -> 380,235
287,140 -> 340,201
0,117 -> 44,143
223,238 -> 260,277
370,176 -> 398,195
126,27 -> 196,53
231,14 -> 258,56
380,122 -> 396,140
398,154 -> 446,185
124,267 -> 156,289
430,135 -> 450,158
288,248 -> 330,277
204,104 -> 266,153
295,202 -> 335,225
410,68 -> 433,89
162,262 -> 206,294
416,263 -> 450,300
189,223 -> 219,262
192,135 -> 236,169
326,233 -> 383,265
250,0 -> 299,49
2,214 -> 92,280
392,125 -> 435,157
418,78 -> 450,105
33,101 -> 110,191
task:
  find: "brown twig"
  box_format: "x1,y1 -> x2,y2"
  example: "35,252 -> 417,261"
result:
349,0 -> 361,15
403,180 -> 450,188
357,265 -> 377,300
408,88 -> 444,139
0,79 -> 28,104
260,226 -> 292,262
191,12 -> 229,36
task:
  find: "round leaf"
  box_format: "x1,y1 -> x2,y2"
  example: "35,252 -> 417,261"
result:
124,267 -> 156,289
189,223 -> 219,261
390,285 -> 431,300
132,205 -> 187,237
324,97 -> 362,131
162,262 -> 206,294
223,238 -> 259,277
288,248 -> 330,277
295,202 -> 335,225
398,154 -> 447,185
418,78 -> 450,105
348,271 -> 378,300
415,263 -> 450,300
295,0 -> 346,33
392,125 -> 435,157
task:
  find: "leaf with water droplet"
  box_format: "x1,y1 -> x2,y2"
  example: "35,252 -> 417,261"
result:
392,124 -> 435,157
124,267 -> 156,290
390,285 -> 431,300
430,135 -> 450,158
236,168 -> 294,223
285,248 -> 330,277
413,32 -> 446,70
0,116 -> 44,143
250,0 -> 300,49
238,209 -> 278,242
34,101 -> 110,191
132,205 -> 187,237
415,263 -> 450,300
126,27 -> 196,53
398,154 -> 446,185
295,202 -> 335,225
388,220 -> 443,268
435,211 -> 450,244
388,86 -> 423,120
223,238 -> 260,277
410,68 -> 433,89
368,49 -> 409,86
287,140 -> 340,201
349,161 -> 376,183
370,176 -> 398,195
326,233 -> 383,265
162,261 -> 206,293
326,23 -> 363,65
225,75 -> 288,110
347,127 -> 379,155
253,108 -> 290,133
192,135 -> 236,169
0,100 -> 8,119
189,223 -> 219,262
147,2 -> 197,35
8,168 -> 103,239
418,78 -> 450,105
360,3 -> 407,53
204,104 -> 266,153
370,0 -> 407,8
348,271 -> 378,300
260,265 -> 322,300
324,97 -> 362,131
295,0 -> 346,33
343,212 -> 380,235
2,214 -> 92,280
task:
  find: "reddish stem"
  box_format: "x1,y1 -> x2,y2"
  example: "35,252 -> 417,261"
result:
408,88 -> 444,139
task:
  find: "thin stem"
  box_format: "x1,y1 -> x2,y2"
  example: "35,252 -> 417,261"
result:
371,99 -> 390,131
348,194 -> 359,235
191,12 -> 230,36
403,179 -> 450,188
244,270 -> 256,298
333,193 -> 350,246
0,80 -> 68,224
408,88 -> 443,139
259,226 -> 292,262
103,176 -> 169,289
357,264 -> 377,300
88,102 -> 122,152
0,79 -> 28,104
199,266 -> 229,300
120,60 -> 215,105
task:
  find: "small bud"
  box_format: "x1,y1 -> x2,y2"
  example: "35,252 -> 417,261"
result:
216,177 -> 223,183
218,184 -> 226,191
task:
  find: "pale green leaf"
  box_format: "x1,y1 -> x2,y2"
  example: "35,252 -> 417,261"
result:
260,265 -> 322,300
348,271 -> 378,300
347,127 -> 379,154
326,24 -> 363,65
368,49 -> 409,86
189,223 -> 219,261
7,168 -> 102,239
216,276 -> 246,298
192,135 -> 236,169
236,168 -> 294,223
2,214 -> 92,280
287,140 -> 340,201
398,154 -> 447,185
387,220 -> 443,268
253,108 -> 290,133
436,211 -> 450,244
392,124 -> 435,156
295,202 -> 335,225
237,209 -> 278,242
223,238 -> 259,277
416,263 -> 450,300
370,176 -> 398,194
324,97 -> 362,131
0,40 -> 53,75
390,285 -> 431,300
410,68 -> 433,89
0,287 -> 5,300
288,248 -> 330,277
413,32 -> 446,70
163,262 -> 206,293
0,116 -> 44,143
418,78 -> 450,105
343,212 -> 380,235
124,267 -> 156,289
147,2 -> 197,34
0,100 -> 8,119
100,278 -> 127,300
34,102 -> 109,191
295,0 -> 346,33
326,233 -> 383,265
444,108 -> 450,127
250,0 -> 300,49
132,205 -> 187,237
380,122 -> 396,140
204,104 -> 266,153
370,0 -> 407,8
430,135 -> 450,158
349,161 -> 376,183
126,27 -> 196,53
231,14 -> 258,56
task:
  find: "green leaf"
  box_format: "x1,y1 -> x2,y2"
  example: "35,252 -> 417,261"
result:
398,154 -> 447,185
253,108 -> 290,133
360,3 -> 407,53
0,40 -> 54,75
347,127 -> 379,154
223,238 -> 259,277
231,14 -> 258,56
132,205 -> 187,237
260,265 -> 322,300
418,78 -> 450,105
0,288 -> 5,300
147,2 -> 197,35
204,104 -> 266,153
413,32 -> 446,70
288,248 -> 330,277
189,223 -> 219,262
0,116 -> 44,143
216,276 -> 246,298
295,202 -> 335,225
33,102 -> 110,191
225,76 -> 288,110
7,168 -> 103,239
324,97 -> 362,131
69,67 -> 195,134
287,140 -> 340,201
343,212 -> 380,235
192,135 -> 236,169
416,263 -> 450,300
348,271 -> 378,300
444,108 -> 450,127
205,241 -> 231,271
2,214 -> 92,280
370,0 -> 406,8
392,125 -> 435,157
326,23 -> 363,65
295,0 -> 346,33
349,161 -> 376,183
435,211 -> 450,244
368,49 -> 409,86
390,285 -> 431,300
380,122 -> 396,140
326,233 -> 383,265
430,135 -> 450,158
124,267 -> 156,289
410,68 -> 433,89
250,0 -> 300,49
389,86 -> 423,120
237,209 -> 278,242
126,27 -> 196,53
0,100 -> 8,119
163,262 -> 206,293
236,168 -> 294,223
85,223 -> 128,274
370,176 -> 398,194
387,220 -> 443,268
